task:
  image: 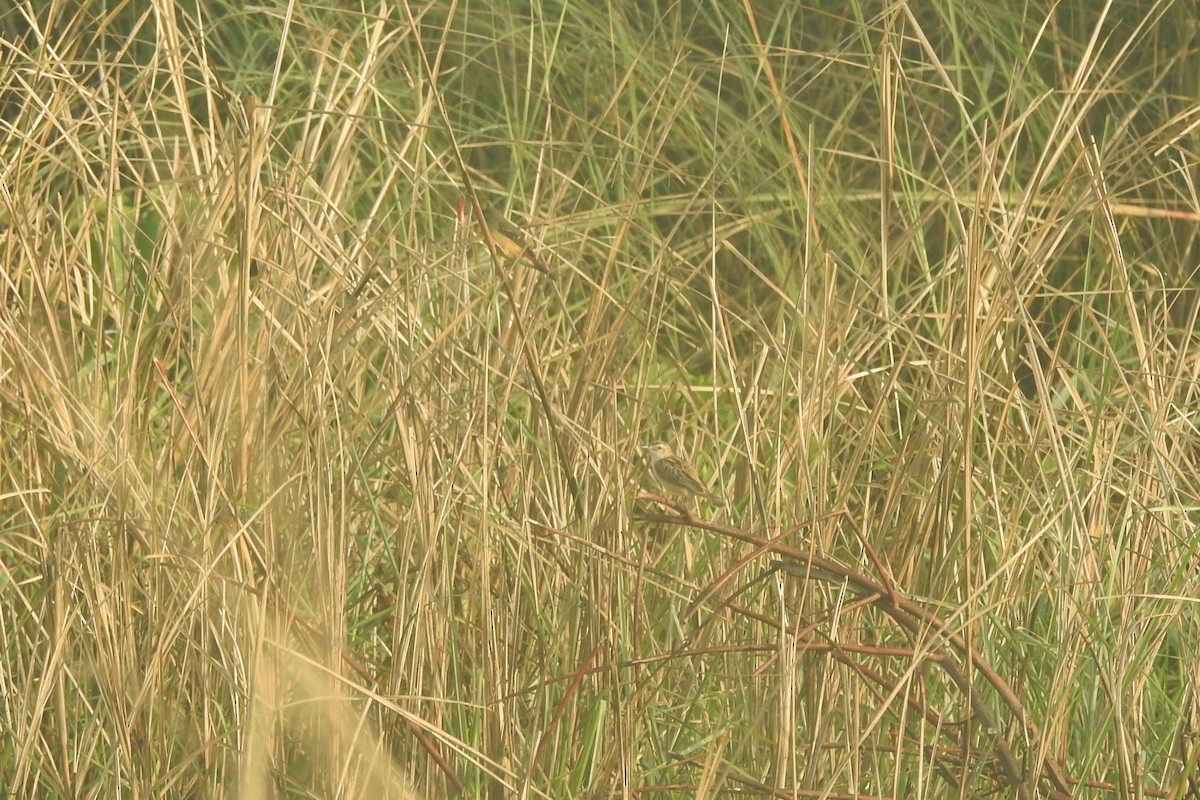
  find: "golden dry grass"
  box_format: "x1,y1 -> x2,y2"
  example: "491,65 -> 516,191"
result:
2,1 -> 1200,798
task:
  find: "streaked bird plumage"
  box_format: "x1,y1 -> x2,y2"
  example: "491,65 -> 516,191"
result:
643,442 -> 725,505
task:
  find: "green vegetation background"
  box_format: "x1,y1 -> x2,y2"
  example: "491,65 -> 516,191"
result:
2,0 -> 1199,797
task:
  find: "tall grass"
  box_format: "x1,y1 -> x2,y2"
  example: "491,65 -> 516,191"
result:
2,0 -> 1198,797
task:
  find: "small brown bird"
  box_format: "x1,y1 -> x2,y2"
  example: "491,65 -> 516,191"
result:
482,209 -> 549,274
643,442 -> 726,506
